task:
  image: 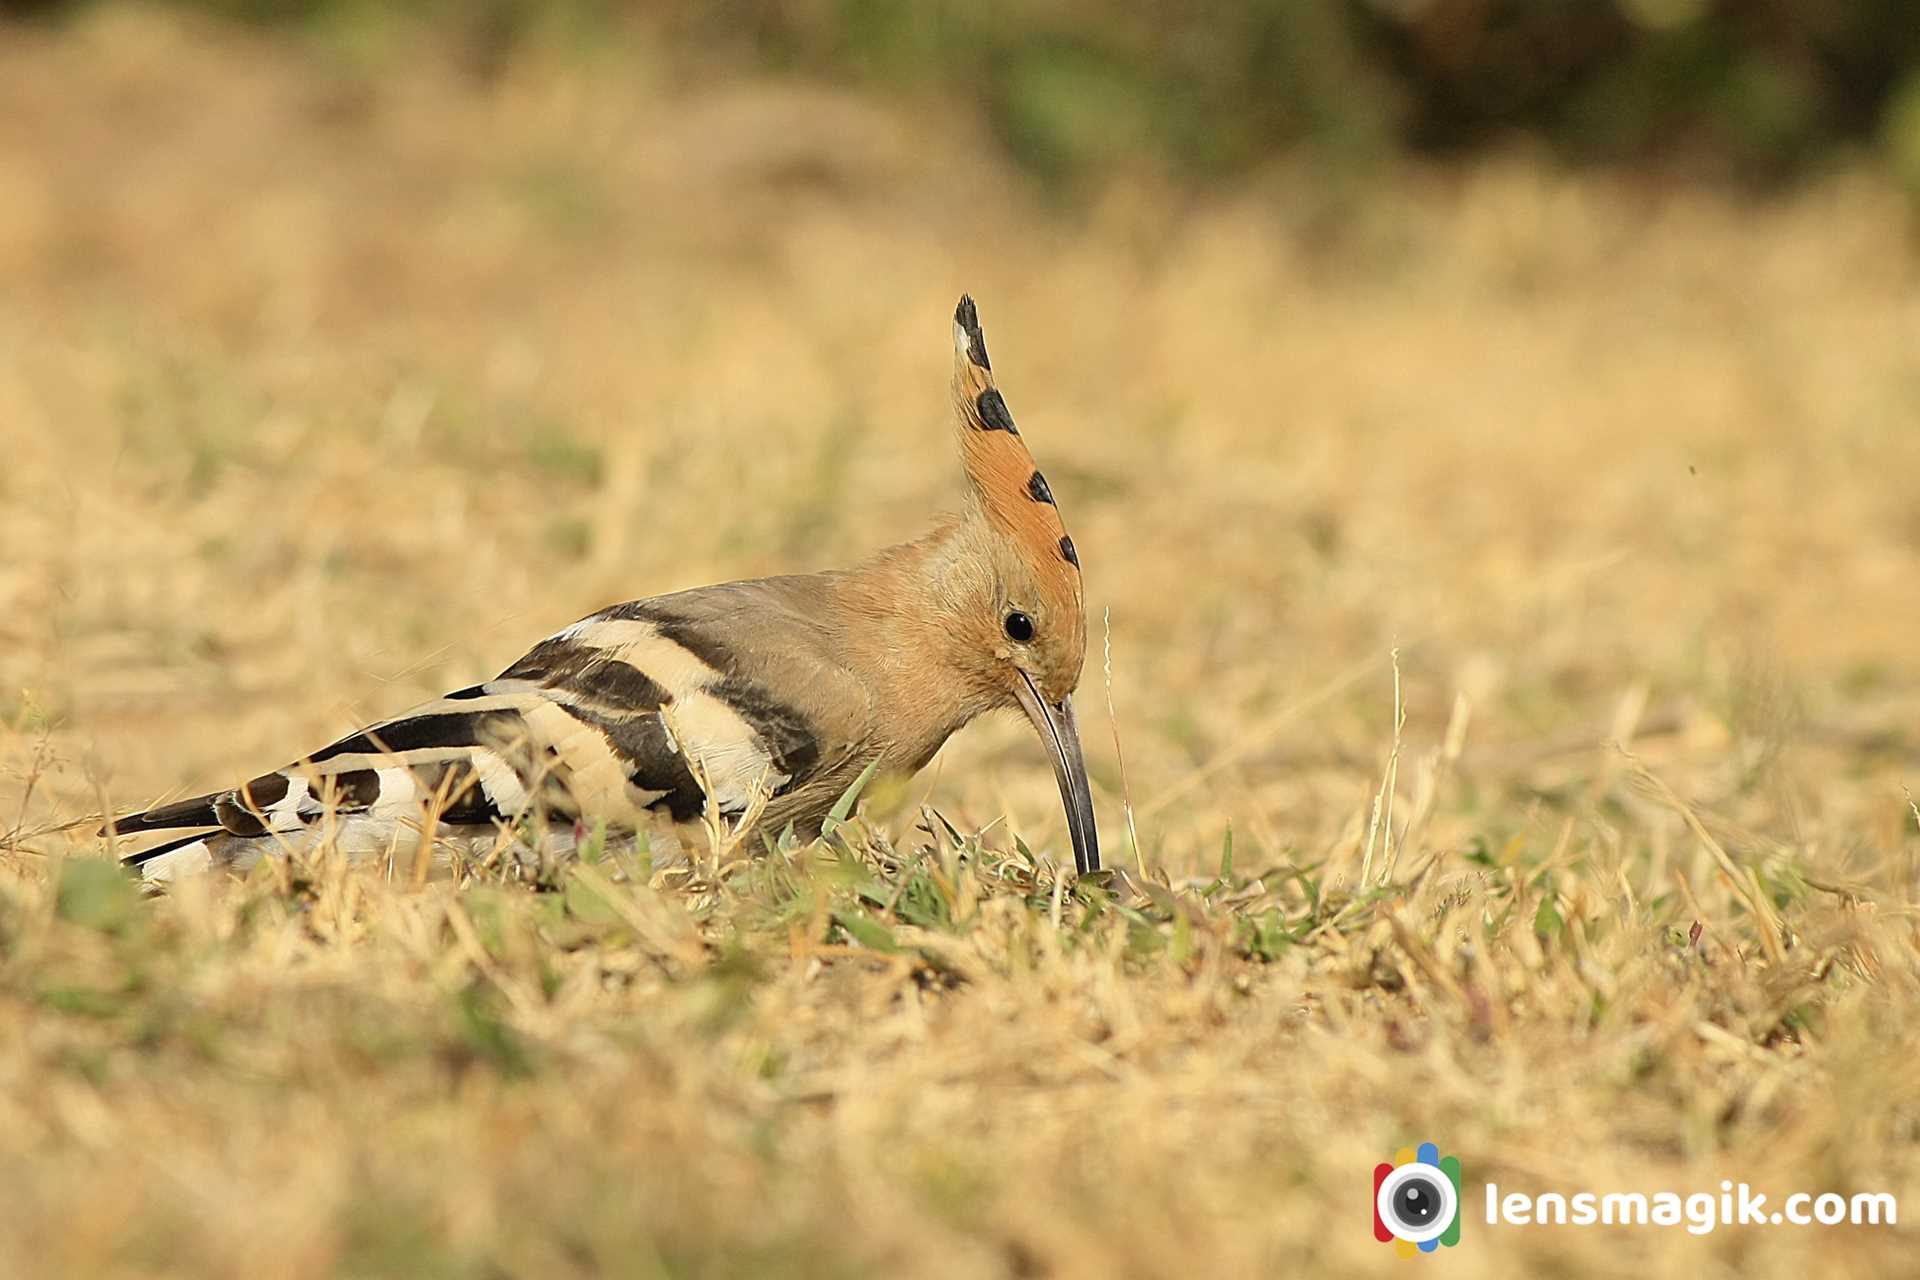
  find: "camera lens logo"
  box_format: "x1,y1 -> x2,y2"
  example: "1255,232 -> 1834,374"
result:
1373,1143 -> 1462,1257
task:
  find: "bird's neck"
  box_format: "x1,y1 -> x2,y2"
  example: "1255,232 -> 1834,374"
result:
830,517 -> 1004,765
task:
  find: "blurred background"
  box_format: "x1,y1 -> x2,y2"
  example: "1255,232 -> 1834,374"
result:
12,0 -> 1920,190
3,0 -> 1920,877
5,0 -> 1919,861
4,3 -> 1920,1277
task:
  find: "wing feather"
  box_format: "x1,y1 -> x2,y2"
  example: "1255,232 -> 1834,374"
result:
109,578 -> 870,863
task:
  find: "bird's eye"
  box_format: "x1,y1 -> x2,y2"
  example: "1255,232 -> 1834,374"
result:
1003,610 -> 1034,643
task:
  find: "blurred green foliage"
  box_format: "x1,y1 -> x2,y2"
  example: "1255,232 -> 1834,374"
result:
9,0 -> 1920,189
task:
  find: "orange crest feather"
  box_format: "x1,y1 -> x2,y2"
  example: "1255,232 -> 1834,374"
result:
949,296 -> 1083,611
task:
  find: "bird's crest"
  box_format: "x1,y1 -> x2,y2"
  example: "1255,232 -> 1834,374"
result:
950,296 -> 1085,638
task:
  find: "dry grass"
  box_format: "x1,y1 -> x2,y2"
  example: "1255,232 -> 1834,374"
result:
4,7 -> 1920,1277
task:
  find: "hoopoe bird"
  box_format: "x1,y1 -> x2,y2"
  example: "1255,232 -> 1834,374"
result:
104,297 -> 1099,882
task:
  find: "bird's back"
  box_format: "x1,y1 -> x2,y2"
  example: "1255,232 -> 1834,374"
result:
110,574 -> 887,879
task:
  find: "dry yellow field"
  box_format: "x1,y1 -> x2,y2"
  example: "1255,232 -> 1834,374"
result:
3,8 -> 1919,1278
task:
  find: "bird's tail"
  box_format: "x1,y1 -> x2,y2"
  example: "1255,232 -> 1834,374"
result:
119,828 -> 220,881
100,792 -> 224,838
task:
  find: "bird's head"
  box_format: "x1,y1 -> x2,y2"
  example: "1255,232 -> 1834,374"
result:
942,295 -> 1098,874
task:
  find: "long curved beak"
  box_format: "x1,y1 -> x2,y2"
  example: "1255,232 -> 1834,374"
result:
1014,672 -> 1101,875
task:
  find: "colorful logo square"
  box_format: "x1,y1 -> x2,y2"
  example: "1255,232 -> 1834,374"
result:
1373,1142 -> 1462,1257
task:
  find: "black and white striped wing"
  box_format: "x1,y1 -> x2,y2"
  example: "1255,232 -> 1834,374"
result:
108,581 -> 866,859
106,680 -> 690,853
